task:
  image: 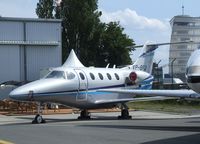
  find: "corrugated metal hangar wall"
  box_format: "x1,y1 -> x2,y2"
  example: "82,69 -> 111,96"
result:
0,17 -> 62,83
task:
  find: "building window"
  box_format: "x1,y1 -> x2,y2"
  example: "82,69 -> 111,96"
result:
90,73 -> 95,80
177,30 -> 188,34
180,37 -> 190,41
174,22 -> 189,26
98,73 -> 103,80
107,73 -> 112,80
180,52 -> 191,57
178,60 -> 187,64
177,45 -> 187,49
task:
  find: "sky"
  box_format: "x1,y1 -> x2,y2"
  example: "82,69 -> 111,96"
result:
0,0 -> 200,73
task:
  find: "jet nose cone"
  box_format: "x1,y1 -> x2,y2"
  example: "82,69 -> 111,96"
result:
9,87 -> 32,101
9,89 -> 22,101
9,89 -> 18,100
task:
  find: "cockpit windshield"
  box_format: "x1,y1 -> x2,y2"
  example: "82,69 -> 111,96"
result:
45,71 -> 66,79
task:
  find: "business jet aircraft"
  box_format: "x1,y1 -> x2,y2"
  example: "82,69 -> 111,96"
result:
9,41 -> 189,123
101,44 -> 200,100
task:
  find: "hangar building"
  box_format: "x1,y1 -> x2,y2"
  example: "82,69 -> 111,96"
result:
0,17 -> 62,83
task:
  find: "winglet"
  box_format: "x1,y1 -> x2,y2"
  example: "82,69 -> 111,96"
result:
62,49 -> 85,68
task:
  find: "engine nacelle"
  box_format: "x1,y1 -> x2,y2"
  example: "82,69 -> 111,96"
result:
128,71 -> 153,84
129,72 -> 137,81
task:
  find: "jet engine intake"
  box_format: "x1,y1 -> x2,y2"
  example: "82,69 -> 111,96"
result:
129,72 -> 137,82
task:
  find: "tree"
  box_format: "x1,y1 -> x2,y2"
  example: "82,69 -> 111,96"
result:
36,0 -> 54,18
35,0 -> 135,66
60,0 -> 103,65
99,22 -> 134,67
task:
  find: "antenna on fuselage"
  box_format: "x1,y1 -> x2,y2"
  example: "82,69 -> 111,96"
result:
106,63 -> 110,68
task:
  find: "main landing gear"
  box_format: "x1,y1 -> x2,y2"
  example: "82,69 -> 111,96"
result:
78,109 -> 91,119
32,102 -> 46,124
118,103 -> 132,119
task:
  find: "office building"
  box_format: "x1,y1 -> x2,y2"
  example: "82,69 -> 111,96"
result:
169,15 -> 200,81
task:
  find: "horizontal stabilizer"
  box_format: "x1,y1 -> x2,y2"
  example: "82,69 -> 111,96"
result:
133,41 -> 193,48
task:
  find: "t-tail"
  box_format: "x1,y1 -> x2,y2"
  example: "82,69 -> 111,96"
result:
132,41 -> 157,74
123,41 -> 157,74
122,41 -> 193,90
126,41 -> 192,74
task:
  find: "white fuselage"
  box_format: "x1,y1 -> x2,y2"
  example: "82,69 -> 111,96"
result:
9,44 -> 156,109
186,49 -> 200,93
9,66 -> 153,109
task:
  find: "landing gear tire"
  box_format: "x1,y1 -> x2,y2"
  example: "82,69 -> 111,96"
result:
32,102 -> 46,124
32,114 -> 46,124
78,109 -> 91,120
118,103 -> 132,119
118,109 -> 132,119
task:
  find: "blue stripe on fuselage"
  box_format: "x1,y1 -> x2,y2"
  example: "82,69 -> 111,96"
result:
20,76 -> 154,97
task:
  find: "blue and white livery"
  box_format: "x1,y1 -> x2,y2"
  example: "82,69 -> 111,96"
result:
9,41 -> 165,123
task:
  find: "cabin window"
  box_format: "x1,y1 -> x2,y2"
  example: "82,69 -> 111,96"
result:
114,73 -> 120,80
46,71 -> 65,79
98,73 -> 103,80
66,72 -> 75,80
107,73 -> 112,80
90,73 -> 95,80
79,72 -> 85,80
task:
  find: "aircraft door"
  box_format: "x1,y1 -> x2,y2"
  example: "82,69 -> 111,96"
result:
74,69 -> 88,101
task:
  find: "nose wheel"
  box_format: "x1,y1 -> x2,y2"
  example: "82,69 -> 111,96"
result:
32,102 -> 46,124
32,114 -> 46,124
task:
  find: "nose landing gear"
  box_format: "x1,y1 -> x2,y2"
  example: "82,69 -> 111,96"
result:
32,114 -> 46,124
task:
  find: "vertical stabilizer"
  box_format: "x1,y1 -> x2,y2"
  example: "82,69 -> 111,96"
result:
132,41 -> 157,74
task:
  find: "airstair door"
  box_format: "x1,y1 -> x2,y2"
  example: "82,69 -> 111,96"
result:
74,69 -> 88,101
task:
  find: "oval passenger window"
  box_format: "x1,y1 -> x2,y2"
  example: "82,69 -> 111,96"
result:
79,72 -> 85,80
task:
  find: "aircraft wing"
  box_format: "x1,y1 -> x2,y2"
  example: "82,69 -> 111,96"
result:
98,89 -> 200,99
94,96 -> 174,104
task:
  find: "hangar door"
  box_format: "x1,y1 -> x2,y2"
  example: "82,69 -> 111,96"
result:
26,46 -> 60,81
0,45 -> 20,83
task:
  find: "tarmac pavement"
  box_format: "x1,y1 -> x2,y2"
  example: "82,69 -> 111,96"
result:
0,110 -> 200,144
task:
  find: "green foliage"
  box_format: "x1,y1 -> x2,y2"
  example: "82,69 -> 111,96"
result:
99,22 -> 134,66
60,0 -> 103,65
36,0 -> 135,66
36,0 -> 54,18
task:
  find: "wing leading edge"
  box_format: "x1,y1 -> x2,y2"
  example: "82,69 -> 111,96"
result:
94,96 -> 174,104
98,89 -> 200,99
